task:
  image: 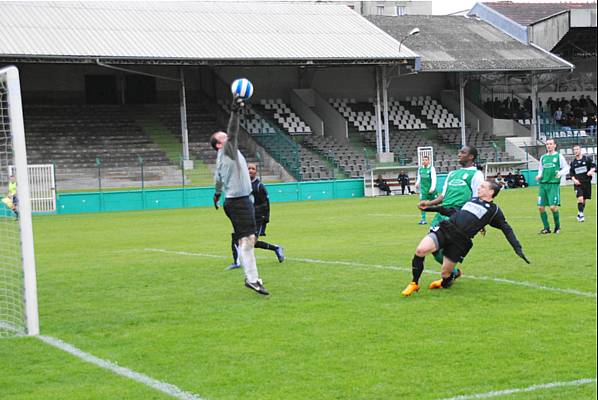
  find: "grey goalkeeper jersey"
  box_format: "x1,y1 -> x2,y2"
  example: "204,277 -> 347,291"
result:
214,107 -> 252,198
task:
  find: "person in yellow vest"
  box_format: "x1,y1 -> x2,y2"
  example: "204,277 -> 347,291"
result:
7,175 -> 18,220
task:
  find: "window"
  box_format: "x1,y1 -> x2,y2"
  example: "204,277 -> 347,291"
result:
377,5 -> 384,15
395,6 -> 406,16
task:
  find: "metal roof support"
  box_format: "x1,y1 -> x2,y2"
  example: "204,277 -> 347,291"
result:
459,72 -> 467,147
375,67 -> 383,155
530,72 -> 538,145
382,66 -> 390,153
179,68 -> 191,169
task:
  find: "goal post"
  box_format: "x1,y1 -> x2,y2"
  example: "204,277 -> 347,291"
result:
0,66 -> 39,337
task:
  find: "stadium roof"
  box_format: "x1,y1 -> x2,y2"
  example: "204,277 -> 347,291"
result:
0,1 -> 419,66
367,15 -> 573,72
477,2 -> 596,26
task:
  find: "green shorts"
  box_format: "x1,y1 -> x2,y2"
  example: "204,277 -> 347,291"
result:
420,191 -> 437,201
431,213 -> 449,228
537,183 -> 561,206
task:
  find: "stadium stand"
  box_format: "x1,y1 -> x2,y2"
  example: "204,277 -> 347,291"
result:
259,99 -> 313,135
23,104 -> 180,189
217,100 -> 333,181
329,97 -> 426,132
410,96 -> 460,129
302,135 -> 367,178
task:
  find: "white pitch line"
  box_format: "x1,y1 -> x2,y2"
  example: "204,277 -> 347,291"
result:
143,248 -> 597,299
37,335 -> 205,400
437,377 -> 596,400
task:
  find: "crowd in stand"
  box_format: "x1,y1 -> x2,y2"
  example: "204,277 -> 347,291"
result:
483,95 -> 533,120
483,94 -> 597,133
546,95 -> 597,131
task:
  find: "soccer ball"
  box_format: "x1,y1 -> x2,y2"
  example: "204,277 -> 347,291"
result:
231,78 -> 254,100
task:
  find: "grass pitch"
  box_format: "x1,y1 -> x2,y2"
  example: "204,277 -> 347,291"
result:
1,187 -> 596,400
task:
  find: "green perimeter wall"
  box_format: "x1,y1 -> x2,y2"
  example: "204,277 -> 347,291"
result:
18,170 -> 538,215
55,179 -> 365,214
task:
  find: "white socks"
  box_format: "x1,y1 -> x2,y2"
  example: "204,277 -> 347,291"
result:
238,236 -> 259,283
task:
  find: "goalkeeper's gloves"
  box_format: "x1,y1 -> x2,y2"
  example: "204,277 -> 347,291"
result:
230,96 -> 245,112
213,193 -> 221,210
515,248 -> 530,264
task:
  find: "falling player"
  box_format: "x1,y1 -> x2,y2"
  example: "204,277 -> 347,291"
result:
413,146 -> 484,283
401,181 -> 530,296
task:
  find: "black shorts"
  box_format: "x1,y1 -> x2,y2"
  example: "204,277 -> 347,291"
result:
11,195 -> 18,206
428,220 -> 473,264
574,181 -> 592,200
224,196 -> 256,239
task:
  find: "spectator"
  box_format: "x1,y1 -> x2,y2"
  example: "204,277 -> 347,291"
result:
553,107 -> 563,124
514,170 -> 529,188
375,174 -> 392,196
495,173 -> 507,189
397,171 -> 412,195
505,172 -> 515,188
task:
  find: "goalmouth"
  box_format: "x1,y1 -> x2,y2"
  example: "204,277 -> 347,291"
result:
0,66 -> 39,337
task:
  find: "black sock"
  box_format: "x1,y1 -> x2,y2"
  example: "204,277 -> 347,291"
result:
231,233 -> 239,264
578,203 -> 585,213
411,255 -> 425,284
441,275 -> 455,288
256,240 -> 277,251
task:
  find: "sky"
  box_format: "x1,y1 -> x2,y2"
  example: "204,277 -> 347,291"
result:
431,0 -> 597,15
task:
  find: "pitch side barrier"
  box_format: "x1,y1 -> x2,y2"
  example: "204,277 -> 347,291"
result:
8,170 -> 542,215
52,179 -> 365,215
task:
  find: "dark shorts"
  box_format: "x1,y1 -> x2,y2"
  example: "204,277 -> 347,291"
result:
574,181 -> 592,200
428,220 -> 473,264
224,196 -> 256,239
11,195 -> 18,206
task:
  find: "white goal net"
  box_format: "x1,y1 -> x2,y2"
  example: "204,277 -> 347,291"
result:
0,66 -> 39,337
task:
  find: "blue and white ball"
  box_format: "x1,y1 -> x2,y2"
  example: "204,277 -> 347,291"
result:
231,78 -> 254,100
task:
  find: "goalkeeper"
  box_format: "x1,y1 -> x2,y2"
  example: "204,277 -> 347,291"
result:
4,175 -> 18,220
401,181 -> 529,296
211,97 -> 268,296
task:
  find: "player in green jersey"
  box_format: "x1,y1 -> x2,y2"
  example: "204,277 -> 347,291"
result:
415,155 -> 437,225
536,138 -> 568,234
418,146 -> 484,276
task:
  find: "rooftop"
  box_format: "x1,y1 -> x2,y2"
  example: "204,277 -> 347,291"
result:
480,1 -> 596,26
367,15 -> 572,72
0,1 -> 418,65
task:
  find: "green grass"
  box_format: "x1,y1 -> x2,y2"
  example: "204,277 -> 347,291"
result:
1,188 -> 596,399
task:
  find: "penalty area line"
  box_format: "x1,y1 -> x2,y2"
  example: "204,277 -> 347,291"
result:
436,377 -> 596,400
37,335 -> 205,400
143,248 -> 597,299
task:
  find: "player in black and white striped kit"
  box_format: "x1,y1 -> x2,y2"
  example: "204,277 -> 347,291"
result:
569,144 -> 596,222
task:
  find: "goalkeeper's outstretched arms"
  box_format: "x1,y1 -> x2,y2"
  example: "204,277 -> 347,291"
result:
490,208 -> 530,264
223,97 -> 244,160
